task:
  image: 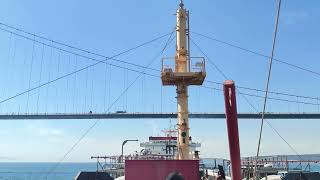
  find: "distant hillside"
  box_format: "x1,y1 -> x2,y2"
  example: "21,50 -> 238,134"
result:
0,156 -> 15,161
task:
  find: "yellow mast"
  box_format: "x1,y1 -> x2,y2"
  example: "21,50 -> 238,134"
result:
161,0 -> 206,160
175,0 -> 190,160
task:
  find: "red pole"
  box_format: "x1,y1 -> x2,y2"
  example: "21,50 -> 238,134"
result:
223,80 -> 241,180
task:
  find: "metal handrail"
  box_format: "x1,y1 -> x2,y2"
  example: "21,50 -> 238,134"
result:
161,56 -> 205,73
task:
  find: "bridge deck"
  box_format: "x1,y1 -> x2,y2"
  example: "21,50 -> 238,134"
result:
0,113 -> 320,120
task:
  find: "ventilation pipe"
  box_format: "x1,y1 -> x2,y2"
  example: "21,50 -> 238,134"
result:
223,80 -> 241,180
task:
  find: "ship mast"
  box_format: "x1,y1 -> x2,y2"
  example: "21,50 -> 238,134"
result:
175,0 -> 190,160
161,0 -> 206,160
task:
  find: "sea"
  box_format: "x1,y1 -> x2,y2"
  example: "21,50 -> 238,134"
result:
0,163 -> 96,180
0,162 -> 319,180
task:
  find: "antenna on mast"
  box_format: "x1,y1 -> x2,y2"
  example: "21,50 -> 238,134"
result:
179,0 -> 184,8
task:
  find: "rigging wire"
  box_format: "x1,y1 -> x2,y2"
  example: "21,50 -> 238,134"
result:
252,1 -> 305,177
191,31 -> 320,78
256,0 -> 282,168
201,93 -> 307,163
0,31 -> 173,105
191,36 -> 306,165
44,29 -> 175,178
192,37 -> 315,108
190,38 -> 259,112
201,85 -> 320,107
205,80 -> 320,101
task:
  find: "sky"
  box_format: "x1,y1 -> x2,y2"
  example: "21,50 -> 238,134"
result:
0,0 -> 319,162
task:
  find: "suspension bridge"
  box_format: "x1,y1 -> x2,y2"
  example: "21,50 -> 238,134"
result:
1,22 -> 320,119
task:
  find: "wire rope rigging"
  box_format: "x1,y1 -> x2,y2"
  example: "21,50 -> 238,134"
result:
44,29 -> 175,178
255,0 -> 283,178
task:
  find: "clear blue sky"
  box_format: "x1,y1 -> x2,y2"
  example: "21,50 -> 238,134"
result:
0,0 -> 319,162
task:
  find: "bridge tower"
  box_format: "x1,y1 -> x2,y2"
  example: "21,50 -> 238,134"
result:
161,0 -> 206,160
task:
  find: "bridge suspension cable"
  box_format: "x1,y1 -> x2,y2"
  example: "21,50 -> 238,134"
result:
0,29 -> 173,105
0,26 -> 162,74
0,22 -> 161,72
1,23 -> 319,105
2,32 -> 315,109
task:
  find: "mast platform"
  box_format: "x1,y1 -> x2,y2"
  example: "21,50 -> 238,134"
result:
161,57 -> 206,86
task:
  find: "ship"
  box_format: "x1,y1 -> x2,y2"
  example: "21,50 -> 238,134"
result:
75,1 -> 207,175
74,1 -> 320,180
75,129 -> 202,180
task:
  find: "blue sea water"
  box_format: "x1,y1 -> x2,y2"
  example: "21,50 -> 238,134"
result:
0,162 -> 319,180
0,163 -> 96,180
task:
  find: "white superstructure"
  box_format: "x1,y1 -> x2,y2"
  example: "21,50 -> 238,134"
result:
140,135 -> 201,157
